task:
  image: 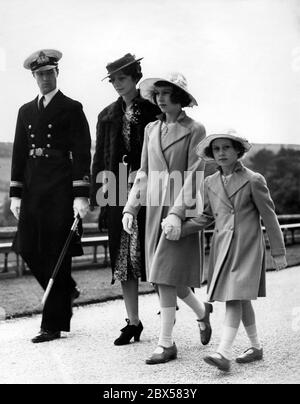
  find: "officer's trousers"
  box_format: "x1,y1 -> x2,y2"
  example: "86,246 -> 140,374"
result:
23,253 -> 76,332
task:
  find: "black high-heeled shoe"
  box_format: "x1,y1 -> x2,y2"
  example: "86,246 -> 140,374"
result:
114,319 -> 143,346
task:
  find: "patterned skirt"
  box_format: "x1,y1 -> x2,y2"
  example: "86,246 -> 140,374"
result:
114,184 -> 142,282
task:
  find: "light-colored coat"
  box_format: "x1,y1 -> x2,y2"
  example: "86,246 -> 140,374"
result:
124,111 -> 206,287
182,162 -> 286,302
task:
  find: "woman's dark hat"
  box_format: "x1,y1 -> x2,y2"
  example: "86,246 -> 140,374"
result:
102,53 -> 143,81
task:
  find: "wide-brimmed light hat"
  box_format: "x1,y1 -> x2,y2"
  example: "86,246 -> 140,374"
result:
139,72 -> 198,107
102,53 -> 143,81
196,129 -> 252,161
24,49 -> 62,72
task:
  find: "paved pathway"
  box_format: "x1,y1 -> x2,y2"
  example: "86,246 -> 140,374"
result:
0,266 -> 300,384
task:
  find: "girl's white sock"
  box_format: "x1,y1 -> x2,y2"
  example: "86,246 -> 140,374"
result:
217,326 -> 239,360
181,291 -> 205,320
157,307 -> 176,348
244,324 -> 261,350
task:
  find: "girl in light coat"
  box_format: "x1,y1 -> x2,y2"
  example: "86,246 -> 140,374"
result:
165,130 -> 287,371
123,73 -> 212,364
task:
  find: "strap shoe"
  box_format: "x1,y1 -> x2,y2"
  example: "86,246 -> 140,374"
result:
236,347 -> 263,363
146,343 -> 178,365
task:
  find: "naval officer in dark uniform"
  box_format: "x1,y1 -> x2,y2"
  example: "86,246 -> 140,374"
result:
10,49 -> 91,343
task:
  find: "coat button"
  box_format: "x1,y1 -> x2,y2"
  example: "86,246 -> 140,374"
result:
45,154 -> 49,158
46,144 -> 51,148
28,125 -> 32,129
30,134 -> 35,138
47,134 -> 52,138
32,144 -> 36,148
48,124 -> 52,129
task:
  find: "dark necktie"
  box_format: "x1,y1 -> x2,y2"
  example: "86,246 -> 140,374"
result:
39,96 -> 45,112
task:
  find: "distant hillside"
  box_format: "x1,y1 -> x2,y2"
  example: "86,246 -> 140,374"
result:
244,143 -> 300,162
0,142 -> 13,158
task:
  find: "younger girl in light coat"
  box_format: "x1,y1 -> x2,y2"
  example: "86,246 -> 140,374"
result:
164,130 -> 287,371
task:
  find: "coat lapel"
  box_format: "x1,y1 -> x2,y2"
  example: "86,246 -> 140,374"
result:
39,90 -> 65,122
149,120 -> 169,170
161,111 -> 191,152
207,172 -> 233,208
224,162 -> 249,199
27,97 -> 41,129
162,123 -> 190,152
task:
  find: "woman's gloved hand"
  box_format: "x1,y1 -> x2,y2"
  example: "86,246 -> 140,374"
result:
73,197 -> 90,218
10,197 -> 21,220
122,213 -> 134,235
161,214 -> 182,241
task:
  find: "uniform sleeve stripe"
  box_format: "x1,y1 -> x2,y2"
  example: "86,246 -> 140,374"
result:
10,181 -> 23,188
73,180 -> 90,187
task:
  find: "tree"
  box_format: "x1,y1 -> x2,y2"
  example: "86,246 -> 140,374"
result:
248,148 -> 300,214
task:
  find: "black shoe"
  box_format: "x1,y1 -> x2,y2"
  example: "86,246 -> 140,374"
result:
145,343 -> 178,365
71,287 -> 81,305
197,302 -> 213,345
114,319 -> 143,346
31,330 -> 61,344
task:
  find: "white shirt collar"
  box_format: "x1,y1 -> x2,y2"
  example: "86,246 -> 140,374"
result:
38,88 -> 59,107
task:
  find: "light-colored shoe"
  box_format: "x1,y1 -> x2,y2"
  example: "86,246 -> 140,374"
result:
204,352 -> 231,372
145,343 -> 178,365
236,347 -> 263,364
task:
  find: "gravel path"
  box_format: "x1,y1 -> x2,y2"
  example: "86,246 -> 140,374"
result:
0,266 -> 300,384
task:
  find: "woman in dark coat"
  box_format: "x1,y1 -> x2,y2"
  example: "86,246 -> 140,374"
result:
91,54 -> 160,345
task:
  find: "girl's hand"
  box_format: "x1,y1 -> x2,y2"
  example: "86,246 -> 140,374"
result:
122,213 -> 134,235
272,255 -> 287,271
162,214 -> 182,241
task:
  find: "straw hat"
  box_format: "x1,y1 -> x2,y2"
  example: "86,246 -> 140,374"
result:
196,129 -> 252,161
139,72 -> 198,107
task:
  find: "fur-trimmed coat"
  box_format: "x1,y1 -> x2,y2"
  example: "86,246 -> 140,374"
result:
91,93 -> 160,281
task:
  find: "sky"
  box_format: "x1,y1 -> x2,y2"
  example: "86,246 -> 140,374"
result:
1,0 -> 300,144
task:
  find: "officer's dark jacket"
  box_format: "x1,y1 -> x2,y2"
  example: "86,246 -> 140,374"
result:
10,90 -> 91,256
10,90 -> 91,199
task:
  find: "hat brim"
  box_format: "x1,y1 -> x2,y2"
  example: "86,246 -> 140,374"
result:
101,57 -> 143,81
139,77 -> 198,107
32,65 -> 58,73
196,133 -> 252,161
